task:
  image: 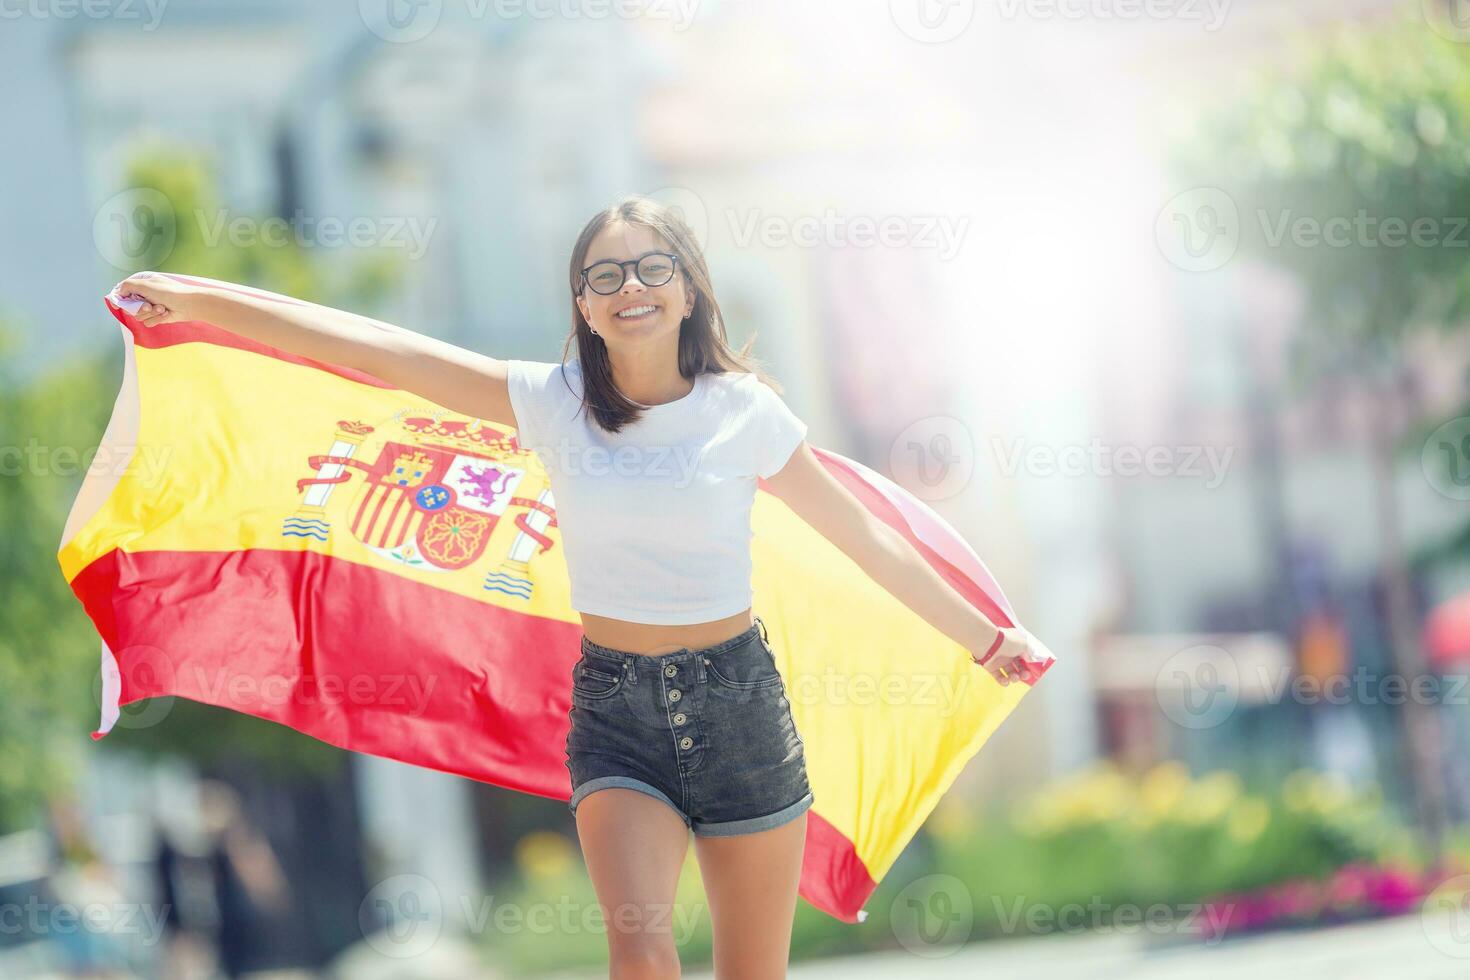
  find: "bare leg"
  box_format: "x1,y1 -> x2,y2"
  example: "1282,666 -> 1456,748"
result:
692,811 -> 807,979
575,788 -> 693,979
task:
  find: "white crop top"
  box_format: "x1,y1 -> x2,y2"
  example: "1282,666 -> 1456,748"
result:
505,356 -> 808,625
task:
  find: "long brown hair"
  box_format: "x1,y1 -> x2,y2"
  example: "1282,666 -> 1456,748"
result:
555,195 -> 783,434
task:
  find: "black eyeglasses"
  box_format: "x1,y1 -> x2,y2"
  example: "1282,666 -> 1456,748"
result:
580,252 -> 679,295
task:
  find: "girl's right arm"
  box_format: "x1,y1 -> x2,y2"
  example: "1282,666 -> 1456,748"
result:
113,272 -> 518,429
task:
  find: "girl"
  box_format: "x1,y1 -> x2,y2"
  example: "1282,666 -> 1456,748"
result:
115,195 -> 1033,978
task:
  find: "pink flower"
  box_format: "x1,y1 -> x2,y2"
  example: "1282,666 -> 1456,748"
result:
1271,879 -> 1323,921
1195,858 -> 1443,940
1325,862 -> 1372,910
1363,866 -> 1423,916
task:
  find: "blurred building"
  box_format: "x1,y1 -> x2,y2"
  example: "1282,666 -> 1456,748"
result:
1081,0 -> 1470,809
14,1 -> 1469,966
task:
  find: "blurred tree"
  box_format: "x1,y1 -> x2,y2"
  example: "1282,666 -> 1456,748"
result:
92,145 -> 403,778
0,143 -> 409,831
1175,6 -> 1470,865
0,321 -> 121,832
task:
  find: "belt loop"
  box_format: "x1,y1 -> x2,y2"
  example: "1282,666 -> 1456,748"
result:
625,660 -> 637,686
756,616 -> 768,644
696,654 -> 707,684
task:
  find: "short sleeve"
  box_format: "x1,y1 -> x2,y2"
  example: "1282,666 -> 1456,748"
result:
750,379 -> 808,478
505,359 -> 561,451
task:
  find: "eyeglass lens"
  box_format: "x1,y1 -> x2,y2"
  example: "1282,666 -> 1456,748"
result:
584,254 -> 675,295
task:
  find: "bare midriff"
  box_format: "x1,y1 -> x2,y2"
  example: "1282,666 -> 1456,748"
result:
579,607 -> 756,657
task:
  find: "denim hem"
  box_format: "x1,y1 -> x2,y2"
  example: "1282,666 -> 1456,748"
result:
691,790 -> 814,838
568,776 -> 692,829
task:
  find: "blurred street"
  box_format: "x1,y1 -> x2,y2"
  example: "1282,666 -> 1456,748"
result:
792,915 -> 1466,980
632,914 -> 1465,980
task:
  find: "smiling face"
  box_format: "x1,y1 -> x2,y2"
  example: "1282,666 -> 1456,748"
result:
575,221 -> 696,348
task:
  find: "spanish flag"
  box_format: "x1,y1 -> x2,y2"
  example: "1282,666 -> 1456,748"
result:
58,277 -> 1056,924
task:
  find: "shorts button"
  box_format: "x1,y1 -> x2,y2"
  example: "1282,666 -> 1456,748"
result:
664,664 -> 678,677
679,736 -> 693,750
668,689 -> 681,702
673,712 -> 686,725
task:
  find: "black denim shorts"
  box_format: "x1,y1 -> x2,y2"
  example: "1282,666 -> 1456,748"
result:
564,616 -> 813,837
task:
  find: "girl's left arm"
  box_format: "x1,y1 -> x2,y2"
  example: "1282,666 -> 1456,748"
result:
762,442 -> 1033,686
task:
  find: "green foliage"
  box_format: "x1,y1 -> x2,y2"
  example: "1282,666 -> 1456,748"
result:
928,762 -> 1402,937
1171,3 -> 1470,605
473,762 -> 1434,971
0,143 -> 412,830
121,144 -> 402,309
88,148 -> 408,773
1174,6 -> 1470,346
0,323 -> 123,832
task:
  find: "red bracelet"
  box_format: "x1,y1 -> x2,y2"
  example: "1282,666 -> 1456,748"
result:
977,628 -> 1005,665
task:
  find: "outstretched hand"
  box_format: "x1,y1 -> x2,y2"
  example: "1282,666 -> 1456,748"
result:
971,624 -> 1036,687
113,271 -> 203,326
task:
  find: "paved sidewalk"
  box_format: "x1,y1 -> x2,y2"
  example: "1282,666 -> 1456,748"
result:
541,913 -> 1466,980
751,914 -> 1464,980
